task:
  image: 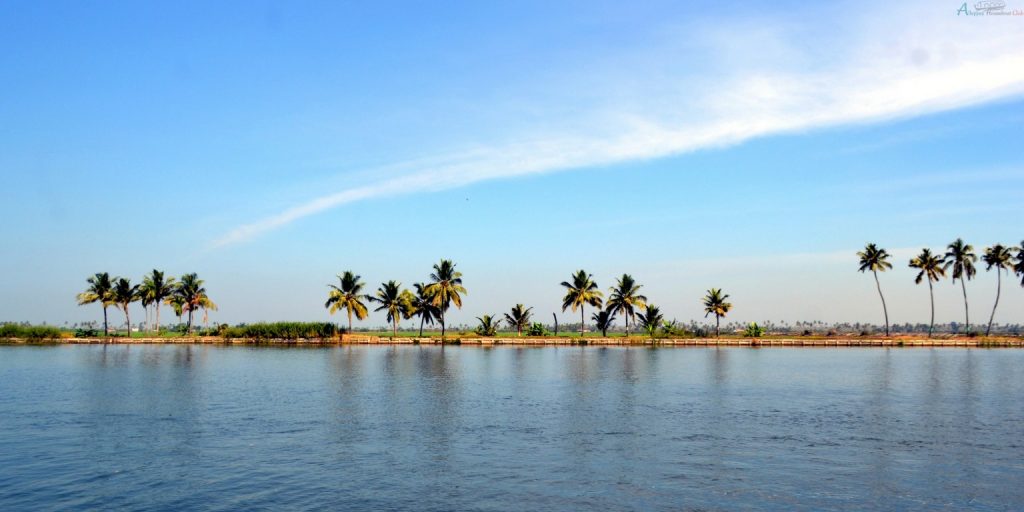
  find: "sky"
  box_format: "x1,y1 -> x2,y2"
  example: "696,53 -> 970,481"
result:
1,0 -> 1023,329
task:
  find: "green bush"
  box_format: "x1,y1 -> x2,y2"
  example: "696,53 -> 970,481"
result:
743,322 -> 766,338
527,322 -> 548,336
0,323 -> 63,340
220,322 -> 341,339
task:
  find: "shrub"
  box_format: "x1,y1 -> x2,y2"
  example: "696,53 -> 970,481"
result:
74,327 -> 99,337
220,322 -> 340,339
0,323 -> 63,340
527,322 -> 548,336
743,322 -> 765,338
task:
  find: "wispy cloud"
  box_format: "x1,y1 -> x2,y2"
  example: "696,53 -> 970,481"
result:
211,1 -> 1024,248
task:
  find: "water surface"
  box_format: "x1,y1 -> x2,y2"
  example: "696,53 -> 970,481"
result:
1,345 -> 1022,511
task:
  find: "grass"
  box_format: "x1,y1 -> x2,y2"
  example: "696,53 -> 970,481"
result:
0,324 -> 66,340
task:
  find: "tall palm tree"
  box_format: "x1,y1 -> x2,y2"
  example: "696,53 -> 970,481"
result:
606,274 -> 647,336
636,304 -> 663,339
409,282 -> 440,337
702,288 -> 732,337
368,280 -> 408,337
111,278 -> 139,336
175,273 -> 211,334
425,259 -> 467,337
76,272 -> 115,335
944,238 -> 977,334
857,243 -> 893,336
982,244 -> 1013,336
909,248 -> 945,337
141,270 -> 175,334
198,296 -> 218,331
592,310 -> 615,337
504,304 -> 533,336
325,271 -> 369,333
167,295 -> 185,326
561,270 -> 603,337
1015,242 -> 1024,287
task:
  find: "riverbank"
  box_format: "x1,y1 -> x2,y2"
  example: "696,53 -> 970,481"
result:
2,335 -> 1022,347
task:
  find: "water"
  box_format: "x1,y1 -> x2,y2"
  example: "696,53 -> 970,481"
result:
1,345 -> 1022,511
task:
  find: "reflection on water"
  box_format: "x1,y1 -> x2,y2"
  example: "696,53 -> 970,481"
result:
1,345 -> 1023,511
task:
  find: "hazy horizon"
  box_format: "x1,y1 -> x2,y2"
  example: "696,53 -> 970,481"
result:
2,0 -> 1023,328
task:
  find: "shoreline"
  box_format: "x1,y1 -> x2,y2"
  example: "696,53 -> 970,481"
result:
2,335 -> 1022,347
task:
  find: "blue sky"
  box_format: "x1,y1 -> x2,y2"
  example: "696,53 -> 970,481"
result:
2,0 -> 1023,328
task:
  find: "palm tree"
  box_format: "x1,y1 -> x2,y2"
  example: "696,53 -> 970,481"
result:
561,270 -> 603,336
368,280 -> 408,337
944,238 -> 977,334
167,295 -> 185,326
504,304 -> 533,336
475,315 -> 500,336
198,296 -> 218,331
141,270 -> 175,334
592,310 -> 615,337
636,304 -> 663,339
702,288 -> 732,337
857,243 -> 893,336
425,259 -> 467,338
325,271 -> 369,333
175,273 -> 211,334
76,272 -> 115,335
1015,242 -> 1024,287
982,244 -> 1013,336
606,274 -> 647,336
111,278 -> 139,336
409,282 -> 440,337
909,248 -> 946,337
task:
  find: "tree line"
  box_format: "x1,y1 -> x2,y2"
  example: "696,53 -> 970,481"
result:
858,239 -> 1024,338
76,270 -> 214,335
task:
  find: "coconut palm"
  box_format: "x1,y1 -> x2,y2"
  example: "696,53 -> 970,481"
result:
167,295 -> 185,326
561,270 -> 603,337
368,280 -> 409,337
606,274 -> 647,336
1015,242 -> 1024,287
409,282 -> 440,337
325,271 -> 369,333
702,288 -> 732,337
198,296 -> 218,331
425,259 -> 467,338
982,244 -> 1013,336
591,310 -> 615,337
944,238 -> 977,334
636,304 -> 663,339
909,248 -> 946,337
111,278 -> 139,336
475,314 -> 501,336
504,304 -> 533,336
141,270 -> 175,334
76,272 -> 115,335
857,243 -> 893,336
174,273 -> 211,334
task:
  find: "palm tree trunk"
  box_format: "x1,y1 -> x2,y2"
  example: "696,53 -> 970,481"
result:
928,279 -> 935,338
624,314 -> 629,336
393,317 -> 397,337
580,307 -> 585,337
987,270 -> 1001,336
419,315 -> 424,337
716,315 -> 720,338
873,270 -> 890,336
347,310 -> 353,334
155,304 -> 161,335
187,309 -> 193,334
440,308 -> 446,337
960,278 -> 970,334
102,305 -> 109,336
125,306 -> 131,338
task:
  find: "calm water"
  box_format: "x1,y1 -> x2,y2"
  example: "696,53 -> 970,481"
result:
1,345 -> 1023,511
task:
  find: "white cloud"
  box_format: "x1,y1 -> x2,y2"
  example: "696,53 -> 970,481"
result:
211,1 -> 1024,248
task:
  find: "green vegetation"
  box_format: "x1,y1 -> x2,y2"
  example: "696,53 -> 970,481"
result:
636,304 -> 664,339
944,238 -> 977,334
367,280 -> 411,337
1,323 -> 64,340
425,259 -> 467,337
77,270 -> 214,336
592,310 -> 614,337
221,322 -> 340,340
504,304 -> 533,336
527,322 -> 548,336
857,243 -> 893,336
474,315 -> 500,336
606,274 -> 647,336
743,322 -> 766,338
982,244 -> 1013,337
561,269 -> 603,336
702,288 -> 732,338
409,282 -> 440,337
76,272 -> 114,335
909,248 -> 945,338
325,271 -> 369,332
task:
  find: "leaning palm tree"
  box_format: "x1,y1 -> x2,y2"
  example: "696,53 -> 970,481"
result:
174,273 -> 210,334
592,310 -> 615,337
944,238 -> 977,334
325,271 -> 369,333
561,270 -> 603,337
636,304 -> 663,339
1015,242 -> 1024,287
409,282 -> 440,337
702,288 -> 732,337
857,243 -> 893,336
111,277 -> 139,336
367,280 -> 409,337
425,259 -> 467,338
606,274 -> 647,336
76,272 -> 115,335
909,248 -> 946,337
504,304 -> 533,336
141,270 -> 175,334
982,244 -> 1013,336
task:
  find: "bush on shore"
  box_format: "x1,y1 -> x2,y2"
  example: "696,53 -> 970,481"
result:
0,323 -> 65,340
220,322 -> 342,339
